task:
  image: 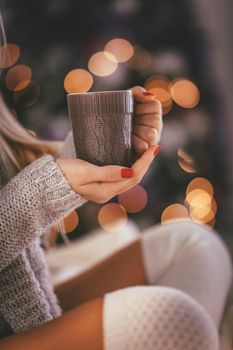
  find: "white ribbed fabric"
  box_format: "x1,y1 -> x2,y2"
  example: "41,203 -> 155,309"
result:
104,286 -> 219,350
141,221 -> 232,326
103,221 -> 232,350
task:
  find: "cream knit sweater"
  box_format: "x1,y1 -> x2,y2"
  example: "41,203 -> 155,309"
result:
0,132 -> 86,338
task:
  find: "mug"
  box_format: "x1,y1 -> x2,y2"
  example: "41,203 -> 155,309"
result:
67,90 -> 134,166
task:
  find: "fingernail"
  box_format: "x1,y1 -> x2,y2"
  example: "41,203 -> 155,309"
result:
153,145 -> 161,157
143,91 -> 154,96
121,168 -> 134,178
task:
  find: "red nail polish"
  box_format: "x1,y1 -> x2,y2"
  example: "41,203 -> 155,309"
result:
143,92 -> 154,96
153,145 -> 161,156
121,168 -> 134,178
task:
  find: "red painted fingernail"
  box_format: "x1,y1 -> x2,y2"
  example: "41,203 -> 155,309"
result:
121,168 -> 134,178
143,92 -> 154,96
153,145 -> 161,156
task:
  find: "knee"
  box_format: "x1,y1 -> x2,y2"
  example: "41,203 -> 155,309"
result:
103,286 -> 219,350
143,220 -> 232,277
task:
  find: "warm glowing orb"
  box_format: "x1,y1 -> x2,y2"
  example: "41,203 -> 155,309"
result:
64,68 -> 93,93
178,148 -> 197,173
118,185 -> 148,213
88,51 -> 118,77
0,43 -> 20,68
5,64 -> 32,91
161,203 -> 190,224
61,211 -> 79,233
98,203 -> 128,232
104,38 -> 134,63
171,79 -> 200,108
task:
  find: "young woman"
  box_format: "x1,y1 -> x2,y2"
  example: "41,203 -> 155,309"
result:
0,19 -> 232,350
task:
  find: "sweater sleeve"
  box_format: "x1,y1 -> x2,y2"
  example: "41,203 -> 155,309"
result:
58,130 -> 76,158
0,154 -> 86,271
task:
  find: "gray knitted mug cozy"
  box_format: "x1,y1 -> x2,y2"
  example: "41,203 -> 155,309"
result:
67,90 -> 134,167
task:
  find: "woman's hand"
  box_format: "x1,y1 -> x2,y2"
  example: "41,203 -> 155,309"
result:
56,145 -> 159,204
131,86 -> 163,157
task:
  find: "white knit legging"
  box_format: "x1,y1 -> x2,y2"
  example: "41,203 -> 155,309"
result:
103,221 -> 232,350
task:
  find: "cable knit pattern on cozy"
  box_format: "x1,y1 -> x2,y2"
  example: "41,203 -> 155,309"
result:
0,132 -> 86,337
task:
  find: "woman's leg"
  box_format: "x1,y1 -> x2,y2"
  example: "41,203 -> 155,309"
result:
1,221 -> 228,350
56,221 -> 232,327
55,239 -> 147,311
0,286 -> 219,350
141,221 -> 232,326
0,297 -> 104,350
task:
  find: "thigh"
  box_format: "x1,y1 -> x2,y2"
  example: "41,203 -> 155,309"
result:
55,239 -> 147,311
0,297 -> 103,350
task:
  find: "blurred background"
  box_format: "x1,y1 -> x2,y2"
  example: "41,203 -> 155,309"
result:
1,0 -> 233,251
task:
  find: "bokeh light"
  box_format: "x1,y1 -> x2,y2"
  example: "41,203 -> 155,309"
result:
0,43 -> 20,69
186,189 -> 212,208
13,81 -> 40,107
118,185 -> 148,213
190,204 -> 216,224
5,64 -> 32,91
104,38 -> 134,63
88,51 -> 118,77
171,78 -> 200,108
178,148 -> 197,173
98,203 -> 128,232
161,203 -> 190,224
185,177 -> 216,227
60,211 -> 79,234
144,75 -> 173,115
64,68 -> 93,93
125,46 -> 151,70
186,177 -> 214,197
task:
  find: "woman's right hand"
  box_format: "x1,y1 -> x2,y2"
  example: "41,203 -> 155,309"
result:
56,145 -> 160,204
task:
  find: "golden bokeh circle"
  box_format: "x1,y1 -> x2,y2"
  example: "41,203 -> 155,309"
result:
118,185 -> 148,213
13,81 -> 40,107
0,43 -> 20,69
186,177 -> 214,197
64,68 -> 93,93
62,211 -> 79,233
104,38 -> 134,63
88,51 -> 118,77
144,75 -> 172,114
171,78 -> 200,108
5,64 -> 32,91
186,189 -> 212,208
161,203 -> 190,224
178,148 -> 197,174
98,203 -> 128,232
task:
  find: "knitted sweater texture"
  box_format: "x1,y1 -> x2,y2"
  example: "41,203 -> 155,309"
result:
0,132 -> 86,338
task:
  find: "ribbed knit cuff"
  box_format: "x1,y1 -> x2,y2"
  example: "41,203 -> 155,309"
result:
103,289 -> 130,350
30,154 -> 87,225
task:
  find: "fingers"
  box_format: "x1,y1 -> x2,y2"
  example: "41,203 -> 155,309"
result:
80,146 -> 159,203
132,134 -> 149,155
92,164 -> 134,183
133,125 -> 159,147
130,86 -> 156,103
134,100 -> 162,115
131,145 -> 159,175
134,113 -> 162,131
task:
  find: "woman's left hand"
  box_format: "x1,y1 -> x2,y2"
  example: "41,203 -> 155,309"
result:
131,86 -> 163,157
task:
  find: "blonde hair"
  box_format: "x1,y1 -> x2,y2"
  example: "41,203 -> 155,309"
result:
0,94 -> 60,186
0,11 -> 59,184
